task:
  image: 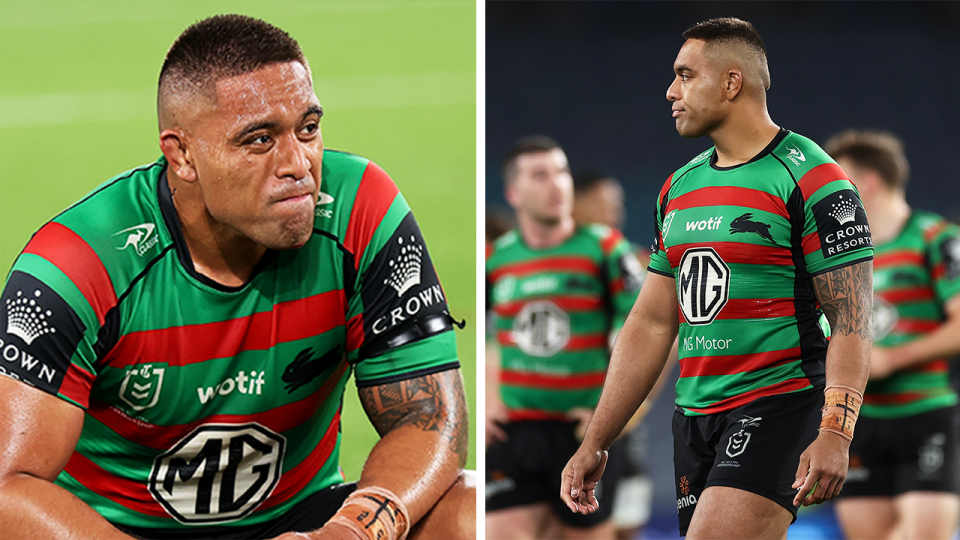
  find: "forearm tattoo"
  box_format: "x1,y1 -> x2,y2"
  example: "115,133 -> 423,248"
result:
359,370 -> 469,465
812,261 -> 873,340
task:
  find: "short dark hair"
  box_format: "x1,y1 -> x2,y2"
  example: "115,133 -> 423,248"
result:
683,17 -> 769,90
502,135 -> 562,184
159,14 -> 307,105
574,170 -> 620,196
824,130 -> 910,191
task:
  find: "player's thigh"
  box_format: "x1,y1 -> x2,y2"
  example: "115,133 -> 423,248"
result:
834,497 -> 899,540
896,491 -> 960,540
411,470 -> 477,540
558,518 -> 615,540
685,486 -> 792,540
485,503 -> 552,540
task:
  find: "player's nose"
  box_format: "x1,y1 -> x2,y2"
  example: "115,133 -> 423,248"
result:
275,132 -> 310,181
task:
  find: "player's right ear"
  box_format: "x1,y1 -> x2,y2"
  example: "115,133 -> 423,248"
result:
159,129 -> 198,182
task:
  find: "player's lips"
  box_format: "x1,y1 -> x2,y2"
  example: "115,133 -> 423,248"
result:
672,108 -> 684,118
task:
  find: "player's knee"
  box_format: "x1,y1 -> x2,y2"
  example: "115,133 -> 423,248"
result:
411,470 -> 477,540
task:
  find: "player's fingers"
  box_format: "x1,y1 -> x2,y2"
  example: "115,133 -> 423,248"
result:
793,471 -> 818,507
560,459 -> 584,512
792,452 -> 809,490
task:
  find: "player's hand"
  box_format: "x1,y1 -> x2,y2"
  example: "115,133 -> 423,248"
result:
560,444 -> 608,515
485,394 -> 510,448
792,431 -> 850,507
565,407 -> 594,441
868,347 -> 896,379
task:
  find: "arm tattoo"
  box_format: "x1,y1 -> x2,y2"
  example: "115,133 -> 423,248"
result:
812,261 -> 873,340
359,370 -> 469,465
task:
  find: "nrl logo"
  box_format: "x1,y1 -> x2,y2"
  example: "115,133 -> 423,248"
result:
113,223 -> 159,256
119,364 -> 165,411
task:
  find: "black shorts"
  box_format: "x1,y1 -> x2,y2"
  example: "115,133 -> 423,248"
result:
486,420 -> 624,528
114,483 -> 356,540
838,405 -> 959,497
672,388 -> 822,536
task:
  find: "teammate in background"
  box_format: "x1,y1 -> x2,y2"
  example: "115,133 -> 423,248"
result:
826,130 -> 960,540
561,18 -> 874,540
485,136 -> 644,540
0,15 -> 473,540
573,172 -> 661,540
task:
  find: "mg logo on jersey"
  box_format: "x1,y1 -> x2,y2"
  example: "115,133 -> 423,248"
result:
119,364 -> 165,411
150,423 -> 285,524
678,248 -> 730,325
872,296 -> 899,341
113,223 -> 159,256
511,300 -> 570,357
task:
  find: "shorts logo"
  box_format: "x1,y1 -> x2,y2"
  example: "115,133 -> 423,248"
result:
113,223 -> 159,256
149,423 -> 285,524
677,476 -> 698,510
5,289 -> 56,345
729,213 -> 774,243
678,247 -> 730,325
485,470 -> 517,500
872,296 -> 899,341
919,433 -> 946,475
786,145 -> 806,166
726,416 -> 760,458
383,235 -> 422,297
119,364 -> 165,411
511,300 -> 570,357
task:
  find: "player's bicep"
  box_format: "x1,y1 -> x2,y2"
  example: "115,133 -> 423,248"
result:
0,375 -> 84,481
357,369 -> 468,465
811,260 -> 873,339
632,271 -> 679,333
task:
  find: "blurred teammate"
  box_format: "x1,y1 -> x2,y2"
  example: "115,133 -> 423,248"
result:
0,15 -> 473,540
827,130 -> 960,540
561,18 -> 874,539
573,172 -> 659,540
486,136 -> 644,539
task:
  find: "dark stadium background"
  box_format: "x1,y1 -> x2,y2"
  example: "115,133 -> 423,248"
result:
486,2 -> 960,538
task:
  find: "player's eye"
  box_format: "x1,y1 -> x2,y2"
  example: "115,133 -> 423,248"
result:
247,134 -> 272,146
300,122 -> 319,136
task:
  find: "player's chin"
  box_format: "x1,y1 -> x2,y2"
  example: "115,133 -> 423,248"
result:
265,213 -> 315,250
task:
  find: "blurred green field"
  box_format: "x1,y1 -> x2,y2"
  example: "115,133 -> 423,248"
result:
0,0 -> 476,478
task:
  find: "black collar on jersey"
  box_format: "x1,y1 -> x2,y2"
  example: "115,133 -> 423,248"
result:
156,167 -> 275,293
710,128 -> 789,171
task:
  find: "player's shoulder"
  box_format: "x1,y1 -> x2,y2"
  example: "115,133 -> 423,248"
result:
486,230 -> 521,267
312,149 -> 403,241
17,158 -> 168,277
771,131 -> 840,177
911,210 -> 960,243
672,146 -> 715,178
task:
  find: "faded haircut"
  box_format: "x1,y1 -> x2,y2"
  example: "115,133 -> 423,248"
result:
502,135 -> 563,185
683,17 -> 770,91
825,130 -> 910,191
158,15 -> 308,119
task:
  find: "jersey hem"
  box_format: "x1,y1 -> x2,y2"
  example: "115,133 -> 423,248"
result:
646,266 -> 674,278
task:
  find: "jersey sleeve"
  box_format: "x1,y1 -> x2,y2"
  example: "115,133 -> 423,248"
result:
601,228 -> 644,332
342,162 -> 459,387
928,221 -> 960,305
0,242 -> 105,409
647,174 -> 674,277
796,165 -> 874,275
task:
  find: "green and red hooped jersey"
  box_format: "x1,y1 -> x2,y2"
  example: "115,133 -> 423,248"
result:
485,225 -> 644,420
865,211 -> 960,418
648,130 -> 874,416
0,150 -> 459,530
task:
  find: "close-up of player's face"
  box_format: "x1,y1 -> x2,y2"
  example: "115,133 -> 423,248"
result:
507,148 -> 573,225
184,61 -> 323,250
667,38 -> 727,139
